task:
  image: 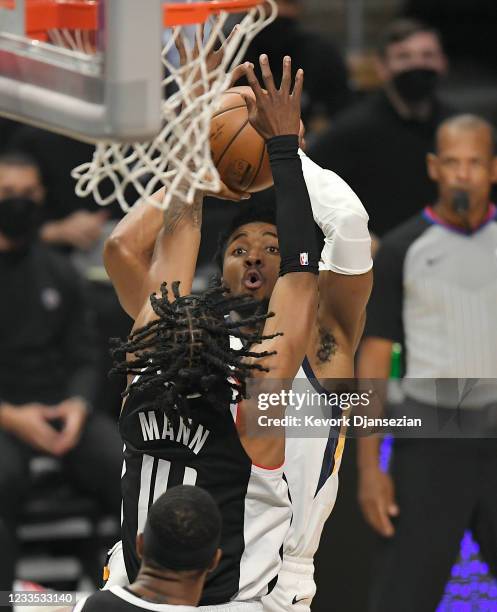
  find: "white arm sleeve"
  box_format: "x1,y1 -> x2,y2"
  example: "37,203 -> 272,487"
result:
299,149 -> 373,275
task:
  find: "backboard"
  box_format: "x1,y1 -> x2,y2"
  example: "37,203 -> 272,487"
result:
0,0 -> 276,210
0,0 -> 164,141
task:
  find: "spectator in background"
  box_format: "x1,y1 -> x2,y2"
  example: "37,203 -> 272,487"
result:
73,486 -> 222,611
357,115 -> 497,612
243,0 -> 351,130
402,0 -> 497,127
310,19 -> 454,238
403,0 -> 497,74
0,153 -> 122,598
9,125 -> 133,418
9,126 -> 112,251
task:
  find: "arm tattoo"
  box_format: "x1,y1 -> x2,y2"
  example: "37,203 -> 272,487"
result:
163,193 -> 203,234
317,327 -> 337,363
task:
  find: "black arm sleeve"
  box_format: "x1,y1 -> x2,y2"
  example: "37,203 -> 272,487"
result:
267,135 -> 319,276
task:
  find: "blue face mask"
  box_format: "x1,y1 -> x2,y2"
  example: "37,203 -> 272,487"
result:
0,197 -> 40,242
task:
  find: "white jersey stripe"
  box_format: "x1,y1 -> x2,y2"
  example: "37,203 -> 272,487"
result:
183,466 -> 198,486
137,455 -> 154,533
152,458 -> 171,504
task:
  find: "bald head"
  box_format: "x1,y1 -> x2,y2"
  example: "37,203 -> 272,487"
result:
436,114 -> 496,157
427,114 -> 497,222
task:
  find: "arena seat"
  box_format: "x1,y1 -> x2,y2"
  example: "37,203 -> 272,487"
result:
17,456 -> 119,589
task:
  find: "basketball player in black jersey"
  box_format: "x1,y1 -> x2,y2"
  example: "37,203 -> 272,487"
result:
70,485 -> 221,611
105,54 -> 373,612
104,56 -> 321,610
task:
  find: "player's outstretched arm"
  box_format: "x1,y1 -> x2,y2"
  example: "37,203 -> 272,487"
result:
297,152 -> 373,363
236,56 -> 318,468
104,188 -> 166,319
241,55 -> 319,379
104,186 -> 205,320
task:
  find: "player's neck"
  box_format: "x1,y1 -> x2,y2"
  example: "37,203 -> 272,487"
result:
129,568 -> 202,607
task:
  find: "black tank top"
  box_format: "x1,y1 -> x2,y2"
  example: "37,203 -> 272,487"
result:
119,383 -> 253,606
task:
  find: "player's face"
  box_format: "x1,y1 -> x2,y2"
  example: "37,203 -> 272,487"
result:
380,32 -> 447,79
222,222 -> 280,301
428,126 -> 497,211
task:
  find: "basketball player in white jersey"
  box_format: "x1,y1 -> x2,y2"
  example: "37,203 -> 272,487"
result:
72,486 -> 222,611
104,56 -> 322,611
229,59 -> 373,612
104,55 -> 373,610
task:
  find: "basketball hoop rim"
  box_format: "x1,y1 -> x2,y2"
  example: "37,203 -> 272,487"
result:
165,0 -> 268,27
8,0 -> 268,38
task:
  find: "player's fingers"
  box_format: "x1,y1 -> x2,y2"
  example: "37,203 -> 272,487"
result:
193,23 -> 205,58
242,62 -> 264,100
174,29 -> 188,67
223,188 -> 251,202
229,62 -> 252,88
239,91 -> 257,118
259,54 -> 276,94
222,23 -> 240,53
280,55 -> 292,94
291,68 -> 304,102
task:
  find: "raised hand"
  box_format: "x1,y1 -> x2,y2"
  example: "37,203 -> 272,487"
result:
175,22 -> 245,98
240,54 -> 304,141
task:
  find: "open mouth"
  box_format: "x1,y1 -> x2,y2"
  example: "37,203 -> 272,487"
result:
243,269 -> 264,290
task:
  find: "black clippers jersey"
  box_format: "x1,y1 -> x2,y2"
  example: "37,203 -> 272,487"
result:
119,366 -> 291,606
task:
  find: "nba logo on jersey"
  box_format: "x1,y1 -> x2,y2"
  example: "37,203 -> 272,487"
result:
300,252 -> 309,266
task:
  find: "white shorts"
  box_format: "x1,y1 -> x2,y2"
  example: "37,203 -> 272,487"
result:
262,557 -> 315,612
102,540 -> 130,590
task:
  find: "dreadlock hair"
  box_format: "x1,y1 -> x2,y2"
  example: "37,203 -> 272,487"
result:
110,281 -> 281,428
214,198 -> 277,271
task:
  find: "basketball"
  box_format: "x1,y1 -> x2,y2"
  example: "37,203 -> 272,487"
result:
210,86 -> 273,194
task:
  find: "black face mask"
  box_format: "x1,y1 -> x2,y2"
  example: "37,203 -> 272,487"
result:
392,68 -> 439,103
0,197 -> 40,242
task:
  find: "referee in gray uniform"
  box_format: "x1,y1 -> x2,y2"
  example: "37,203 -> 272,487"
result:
357,114 -> 497,612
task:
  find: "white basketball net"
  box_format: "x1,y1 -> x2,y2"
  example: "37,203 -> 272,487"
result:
47,1 -> 276,212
